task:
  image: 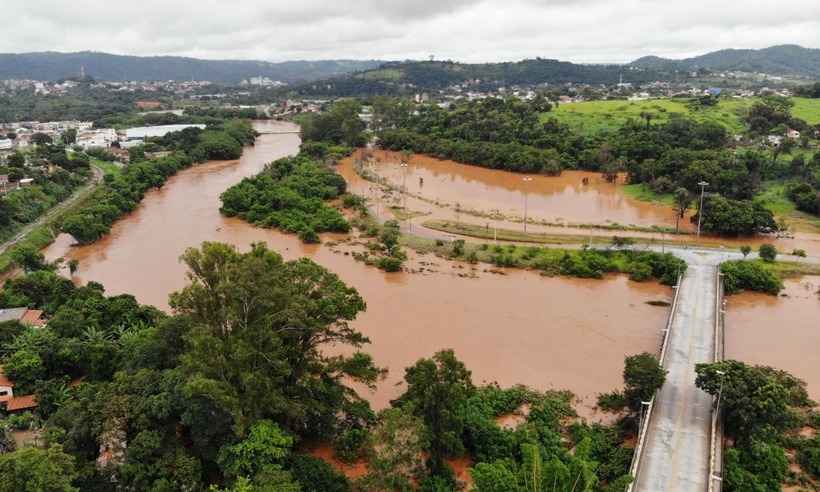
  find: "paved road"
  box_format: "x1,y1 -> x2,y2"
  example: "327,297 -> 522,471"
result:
633,254 -> 719,492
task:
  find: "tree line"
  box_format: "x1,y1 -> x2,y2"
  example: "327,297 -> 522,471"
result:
60,120 -> 256,244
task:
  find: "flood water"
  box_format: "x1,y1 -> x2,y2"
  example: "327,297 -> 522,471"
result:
362,150 -> 685,229
44,121 -> 673,413
726,276 -> 820,400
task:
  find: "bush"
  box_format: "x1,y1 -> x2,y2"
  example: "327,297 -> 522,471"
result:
298,227 -> 320,244
333,428 -> 369,463
721,260 -> 783,295
791,248 -> 807,258
289,455 -> 350,492
377,256 -> 403,272
758,244 -> 777,262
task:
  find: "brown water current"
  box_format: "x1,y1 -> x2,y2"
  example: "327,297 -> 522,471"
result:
43,122 -> 673,413
726,276 -> 820,401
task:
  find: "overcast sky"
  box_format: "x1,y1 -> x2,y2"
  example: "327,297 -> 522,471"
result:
5,1 -> 820,63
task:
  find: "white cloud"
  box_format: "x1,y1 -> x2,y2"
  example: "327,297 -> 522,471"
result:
3,0 -> 820,62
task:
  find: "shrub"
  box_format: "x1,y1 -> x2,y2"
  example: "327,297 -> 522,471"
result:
289,455 -> 350,492
791,249 -> 807,258
758,244 -> 777,262
333,428 -> 369,463
721,260 -> 783,295
298,227 -> 320,244
377,256 -> 403,272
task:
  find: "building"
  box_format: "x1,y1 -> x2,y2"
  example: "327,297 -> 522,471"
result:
0,307 -> 47,327
135,100 -> 162,110
0,368 -> 14,403
124,124 -> 205,140
0,138 -> 12,151
76,128 -> 118,149
787,128 -> 801,140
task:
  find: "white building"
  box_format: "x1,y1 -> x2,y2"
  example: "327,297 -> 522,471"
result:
77,129 -> 118,149
124,124 -> 206,140
0,139 -> 12,151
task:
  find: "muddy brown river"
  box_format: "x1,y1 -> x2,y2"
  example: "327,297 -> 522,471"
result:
726,276 -> 820,401
44,121 -> 675,413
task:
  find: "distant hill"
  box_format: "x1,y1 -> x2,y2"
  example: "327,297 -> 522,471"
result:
0,51 -> 384,83
630,45 -> 820,78
292,59 -> 667,96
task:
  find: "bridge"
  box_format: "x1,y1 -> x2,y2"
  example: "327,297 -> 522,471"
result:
629,251 -> 727,492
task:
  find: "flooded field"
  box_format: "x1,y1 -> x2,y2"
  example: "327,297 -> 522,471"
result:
725,276 -> 820,400
362,149 -> 685,229
339,150 -> 820,257
44,123 -> 673,413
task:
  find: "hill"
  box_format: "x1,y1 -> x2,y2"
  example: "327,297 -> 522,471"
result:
293,59 -> 666,96
0,51 -> 384,83
630,45 -> 820,78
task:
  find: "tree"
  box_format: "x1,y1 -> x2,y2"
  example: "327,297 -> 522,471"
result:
673,188 -> 691,233
62,129 -> 77,145
32,133 -> 53,146
360,408 -> 427,491
471,461 -> 521,491
623,353 -> 666,411
740,245 -> 751,258
695,361 -> 810,441
0,445 -> 79,492
758,244 -> 777,262
393,350 -> 475,477
67,259 -> 79,275
169,242 -> 382,436
218,420 -> 293,480
10,245 -> 50,273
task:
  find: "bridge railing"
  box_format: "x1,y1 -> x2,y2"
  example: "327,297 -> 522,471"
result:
708,266 -> 725,492
626,271 -> 684,492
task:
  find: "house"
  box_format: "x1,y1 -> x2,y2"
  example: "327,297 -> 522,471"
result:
76,128 -> 118,149
5,394 -> 37,413
767,135 -> 783,147
0,138 -> 12,151
135,100 -> 162,110
18,178 -> 34,187
787,129 -> 801,140
0,368 -> 14,403
0,307 -> 47,327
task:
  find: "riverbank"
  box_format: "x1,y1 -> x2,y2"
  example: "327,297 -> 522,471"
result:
0,164 -> 104,274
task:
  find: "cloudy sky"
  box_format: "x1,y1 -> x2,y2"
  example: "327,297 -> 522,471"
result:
5,0 -> 820,63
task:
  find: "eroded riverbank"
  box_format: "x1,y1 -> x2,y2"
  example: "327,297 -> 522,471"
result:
44,122 -> 672,414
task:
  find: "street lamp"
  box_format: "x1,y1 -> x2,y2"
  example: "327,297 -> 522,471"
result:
522,177 -> 533,233
697,181 -> 709,237
400,162 -> 409,218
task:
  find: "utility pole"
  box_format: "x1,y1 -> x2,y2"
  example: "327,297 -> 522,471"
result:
697,181 -> 709,237
522,177 -> 533,233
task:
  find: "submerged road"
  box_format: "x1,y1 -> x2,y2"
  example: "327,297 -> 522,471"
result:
633,252 -> 722,492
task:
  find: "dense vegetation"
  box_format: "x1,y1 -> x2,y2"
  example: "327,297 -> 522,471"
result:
373,95 -> 794,235
220,153 -> 351,242
0,243 -> 647,491
0,52 -> 381,84
720,260 -> 784,295
0,147 -> 89,242
293,45 -> 820,97
61,120 -> 256,243
696,361 -> 818,491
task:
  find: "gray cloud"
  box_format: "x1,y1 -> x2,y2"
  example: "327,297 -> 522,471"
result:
4,0 -> 820,62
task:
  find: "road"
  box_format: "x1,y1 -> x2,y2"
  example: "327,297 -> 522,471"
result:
0,165 -> 103,256
633,252 -> 721,491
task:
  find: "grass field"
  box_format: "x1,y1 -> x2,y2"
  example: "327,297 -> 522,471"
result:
544,98 -> 755,135
791,97 -> 820,125
545,97 -> 820,136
